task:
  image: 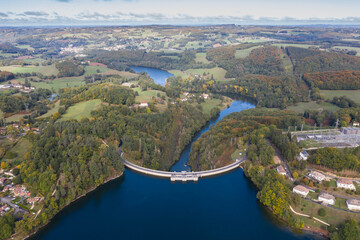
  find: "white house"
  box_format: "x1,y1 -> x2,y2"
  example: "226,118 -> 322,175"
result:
353,122 -> 359,127
318,193 -> 335,205
293,185 -> 309,197
347,199 -> 360,211
297,151 -> 309,161
337,179 -> 356,190
276,165 -> 287,176
309,171 -> 325,182
139,102 -> 148,108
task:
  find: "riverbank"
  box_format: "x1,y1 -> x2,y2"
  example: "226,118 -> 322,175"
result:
18,171 -> 124,240
241,165 -> 329,239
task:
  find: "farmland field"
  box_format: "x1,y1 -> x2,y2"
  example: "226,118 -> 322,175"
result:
195,53 -> 211,64
0,64 -> 59,75
320,90 -> 360,104
169,67 -> 228,81
235,46 -> 262,58
60,99 -> 102,121
287,101 -> 340,113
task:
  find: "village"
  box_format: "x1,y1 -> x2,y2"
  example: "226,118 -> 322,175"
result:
273,133 -> 360,222
0,82 -> 36,94
0,168 -> 40,217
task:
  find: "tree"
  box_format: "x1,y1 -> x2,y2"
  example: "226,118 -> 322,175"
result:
6,125 -> 19,138
331,219 -> 360,240
318,208 -> 326,217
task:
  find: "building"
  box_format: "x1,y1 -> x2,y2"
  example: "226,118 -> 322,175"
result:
297,151 -> 309,161
202,93 -> 209,100
347,199 -> 360,211
309,171 -> 325,182
276,165 -> 287,176
318,193 -> 335,205
293,185 -> 309,197
337,179 -> 356,190
27,197 -> 40,204
0,177 -> 6,186
139,102 -> 148,108
353,122 -> 359,127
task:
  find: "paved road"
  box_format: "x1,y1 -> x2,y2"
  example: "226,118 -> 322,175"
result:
0,196 -> 27,215
119,147 -> 245,179
266,139 -> 294,180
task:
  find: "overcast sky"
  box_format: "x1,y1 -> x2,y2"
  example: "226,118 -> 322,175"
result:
1,0 -> 360,26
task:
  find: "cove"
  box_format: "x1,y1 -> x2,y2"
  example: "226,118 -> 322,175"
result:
130,66 -> 174,86
30,67 -> 322,240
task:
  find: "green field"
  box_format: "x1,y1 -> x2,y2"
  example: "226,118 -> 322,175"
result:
293,198 -> 360,227
84,66 -> 114,75
4,137 -> 31,164
287,101 -> 340,113
195,53 -> 211,64
5,112 -> 32,122
14,76 -> 85,92
0,64 -> 59,76
235,46 -> 262,58
320,90 -> 360,104
169,67 -> 227,81
60,99 -> 102,121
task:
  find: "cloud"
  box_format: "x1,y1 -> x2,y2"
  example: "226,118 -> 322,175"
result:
54,0 -> 72,2
2,11 -> 360,26
22,11 -> 49,16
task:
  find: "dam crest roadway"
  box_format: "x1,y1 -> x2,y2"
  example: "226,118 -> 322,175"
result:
121,158 -> 246,182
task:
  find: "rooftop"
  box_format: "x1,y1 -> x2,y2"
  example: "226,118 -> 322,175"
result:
337,179 -> 354,185
319,193 -> 335,200
348,199 -> 360,206
293,185 -> 309,193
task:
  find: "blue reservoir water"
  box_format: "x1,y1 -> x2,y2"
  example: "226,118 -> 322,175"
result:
32,67 -> 321,240
171,100 -> 255,172
130,66 -> 174,86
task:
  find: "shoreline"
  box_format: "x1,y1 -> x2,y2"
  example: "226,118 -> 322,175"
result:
241,166 -> 329,239
19,171 -> 124,240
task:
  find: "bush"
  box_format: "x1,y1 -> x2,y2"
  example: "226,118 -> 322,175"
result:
315,189 -> 320,193
318,208 -> 326,217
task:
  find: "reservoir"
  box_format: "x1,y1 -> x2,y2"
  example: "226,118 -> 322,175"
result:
130,66 -> 174,86
32,67 -> 320,240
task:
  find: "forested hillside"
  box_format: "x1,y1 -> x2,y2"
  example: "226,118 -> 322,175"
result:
188,108 -> 302,170
303,70 -> 360,90
287,47 -> 360,74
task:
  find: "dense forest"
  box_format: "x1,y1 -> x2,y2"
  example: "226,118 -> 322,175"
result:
59,83 -> 136,108
188,108 -> 302,170
55,60 -> 85,78
88,49 -> 214,71
0,71 -> 14,82
0,88 -> 52,114
308,147 -> 360,172
287,47 -> 360,74
303,70 -> 360,90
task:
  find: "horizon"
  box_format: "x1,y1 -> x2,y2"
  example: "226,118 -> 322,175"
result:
2,0 -> 360,26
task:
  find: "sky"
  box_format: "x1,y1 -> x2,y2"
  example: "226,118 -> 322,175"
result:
1,0 -> 360,26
